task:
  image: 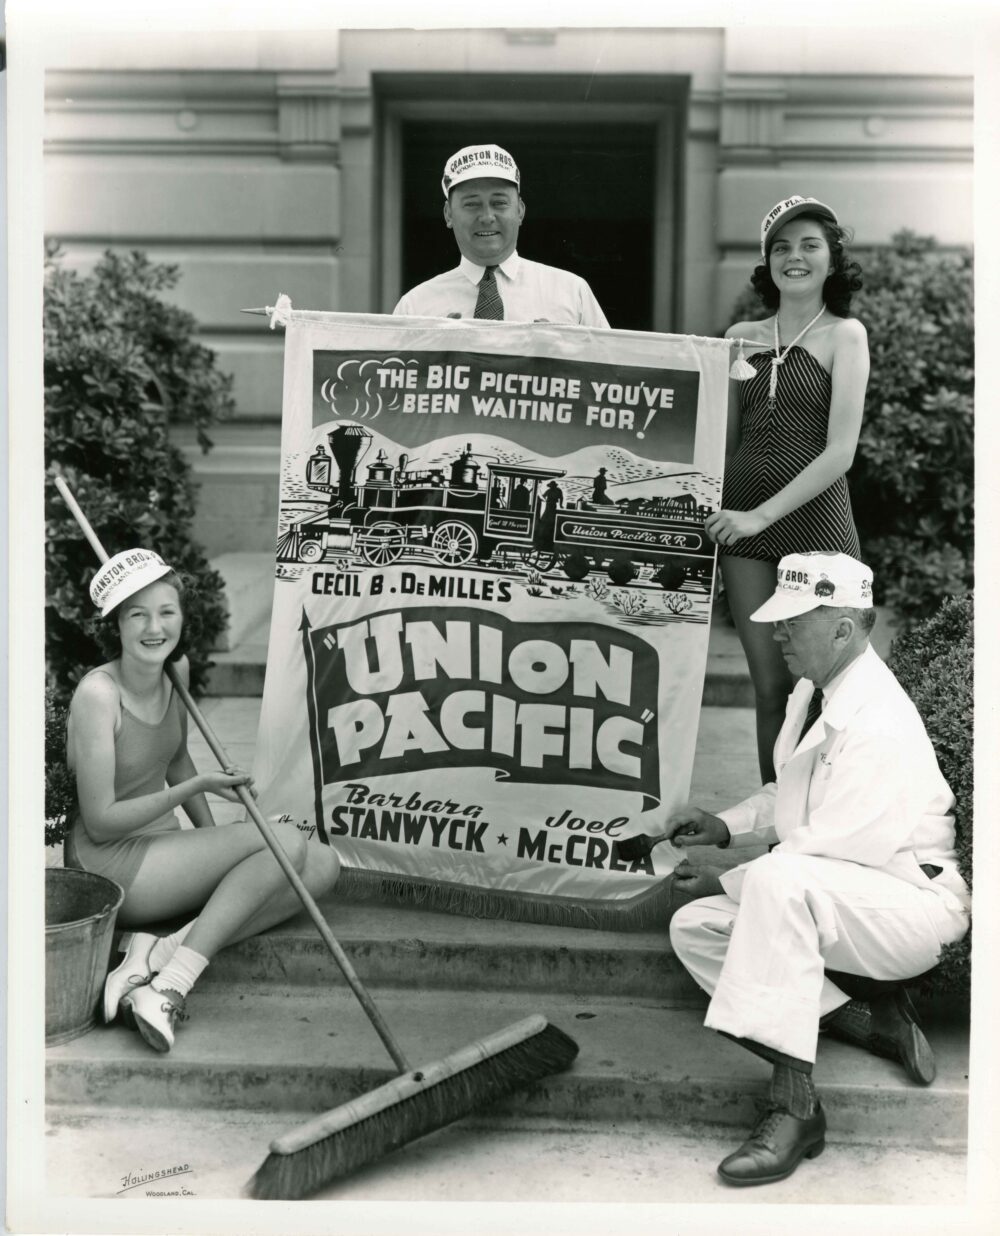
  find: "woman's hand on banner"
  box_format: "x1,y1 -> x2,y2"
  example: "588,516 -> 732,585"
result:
664,806 -> 730,848
705,507 -> 770,547
672,859 -> 726,899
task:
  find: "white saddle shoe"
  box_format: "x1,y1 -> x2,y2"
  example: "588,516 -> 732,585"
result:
122,982 -> 188,1053
102,932 -> 157,1023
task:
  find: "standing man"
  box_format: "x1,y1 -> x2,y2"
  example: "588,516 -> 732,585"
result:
661,552 -> 969,1187
394,144 -> 610,327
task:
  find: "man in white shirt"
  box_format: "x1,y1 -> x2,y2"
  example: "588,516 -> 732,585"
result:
660,552 -> 970,1187
393,144 -> 610,327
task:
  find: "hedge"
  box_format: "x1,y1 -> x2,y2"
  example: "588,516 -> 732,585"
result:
44,245 -> 235,845
888,593 -> 973,995
45,245 -> 233,711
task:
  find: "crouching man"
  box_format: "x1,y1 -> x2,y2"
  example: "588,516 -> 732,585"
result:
665,552 -> 969,1187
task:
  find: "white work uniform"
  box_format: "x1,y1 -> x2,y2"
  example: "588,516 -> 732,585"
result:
669,644 -> 970,1063
393,252 -> 610,327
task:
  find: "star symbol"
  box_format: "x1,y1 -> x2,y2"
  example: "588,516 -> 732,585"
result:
497,833 -> 509,846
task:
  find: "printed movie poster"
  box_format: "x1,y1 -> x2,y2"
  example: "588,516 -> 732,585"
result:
253,311 -> 730,909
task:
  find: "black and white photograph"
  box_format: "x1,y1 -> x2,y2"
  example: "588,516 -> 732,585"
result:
4,2 -> 998,1233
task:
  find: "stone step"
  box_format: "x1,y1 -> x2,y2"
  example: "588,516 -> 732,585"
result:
180,424 -> 283,557
181,896 -> 706,1001
45,984 -> 970,1147
209,552 -> 275,652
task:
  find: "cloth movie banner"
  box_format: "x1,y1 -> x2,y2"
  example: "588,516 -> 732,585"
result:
253,311 -> 729,911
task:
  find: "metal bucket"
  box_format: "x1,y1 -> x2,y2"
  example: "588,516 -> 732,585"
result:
45,868 -> 124,1046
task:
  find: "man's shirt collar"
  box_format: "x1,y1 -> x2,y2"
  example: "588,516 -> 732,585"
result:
459,251 -> 521,285
810,643 -> 879,729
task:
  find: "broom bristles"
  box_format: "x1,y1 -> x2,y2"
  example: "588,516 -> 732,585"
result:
249,1019 -> 579,1200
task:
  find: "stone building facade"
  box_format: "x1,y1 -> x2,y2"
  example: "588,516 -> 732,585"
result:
43,25 -> 973,555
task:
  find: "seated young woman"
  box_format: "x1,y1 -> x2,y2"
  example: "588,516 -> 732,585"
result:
65,548 -> 340,1053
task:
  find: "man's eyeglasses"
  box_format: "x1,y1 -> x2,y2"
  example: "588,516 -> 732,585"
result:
772,611 -> 838,637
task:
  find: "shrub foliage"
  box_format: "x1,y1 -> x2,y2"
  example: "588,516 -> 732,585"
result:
44,688 -> 77,848
888,594 -> 973,993
851,234 -> 973,621
45,245 -> 233,709
726,231 -> 973,624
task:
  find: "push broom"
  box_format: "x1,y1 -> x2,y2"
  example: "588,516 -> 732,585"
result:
54,473 -> 579,1199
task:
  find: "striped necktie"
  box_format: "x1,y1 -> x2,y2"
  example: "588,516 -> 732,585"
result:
474,266 -> 504,320
797,685 -> 824,747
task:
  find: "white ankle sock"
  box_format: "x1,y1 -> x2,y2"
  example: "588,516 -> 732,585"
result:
151,945 -> 209,999
148,920 -> 196,972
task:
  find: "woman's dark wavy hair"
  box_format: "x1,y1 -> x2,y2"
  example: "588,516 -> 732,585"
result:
751,214 -> 864,316
90,569 -> 199,664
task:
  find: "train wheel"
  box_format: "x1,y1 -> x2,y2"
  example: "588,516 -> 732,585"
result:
562,551 -> 591,582
432,521 -> 477,566
652,559 -> 687,591
361,522 -> 405,567
607,555 -> 637,585
298,540 -> 324,564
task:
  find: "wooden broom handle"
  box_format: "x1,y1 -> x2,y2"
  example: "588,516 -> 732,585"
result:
167,673 -> 411,1072
53,473 -> 411,1073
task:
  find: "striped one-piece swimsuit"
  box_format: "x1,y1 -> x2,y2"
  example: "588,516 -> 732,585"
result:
721,345 -> 861,562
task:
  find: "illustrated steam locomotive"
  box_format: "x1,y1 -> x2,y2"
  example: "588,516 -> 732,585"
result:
277,424 -> 716,589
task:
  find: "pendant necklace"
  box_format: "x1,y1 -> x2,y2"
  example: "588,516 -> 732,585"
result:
768,306 -> 826,409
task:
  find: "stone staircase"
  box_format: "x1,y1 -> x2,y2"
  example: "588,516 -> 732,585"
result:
46,895 -> 969,1199
45,554 -> 964,1203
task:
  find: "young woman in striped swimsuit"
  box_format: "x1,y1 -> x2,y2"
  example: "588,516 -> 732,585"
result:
707,197 -> 869,782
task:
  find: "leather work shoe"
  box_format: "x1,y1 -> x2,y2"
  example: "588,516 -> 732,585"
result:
102,932 -> 157,1024
824,990 -> 936,1085
122,983 -> 188,1053
717,1104 -> 826,1187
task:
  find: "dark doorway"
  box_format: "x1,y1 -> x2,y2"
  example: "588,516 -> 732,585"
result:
400,121 -> 657,331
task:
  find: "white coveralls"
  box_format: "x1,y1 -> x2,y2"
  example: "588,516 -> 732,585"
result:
393,252 -> 610,326
669,645 -> 970,1064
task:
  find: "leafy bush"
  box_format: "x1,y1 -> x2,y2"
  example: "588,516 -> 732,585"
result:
851,234 -> 973,621
725,231 -> 973,624
45,245 -> 233,713
888,594 -> 973,994
45,688 -> 76,848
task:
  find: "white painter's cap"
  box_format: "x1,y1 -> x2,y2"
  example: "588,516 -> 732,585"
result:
760,195 -> 838,257
441,144 -> 520,197
90,548 -> 172,617
750,552 -> 874,623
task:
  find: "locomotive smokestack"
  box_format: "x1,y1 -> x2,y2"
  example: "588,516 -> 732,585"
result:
450,442 -> 480,489
327,424 -> 372,505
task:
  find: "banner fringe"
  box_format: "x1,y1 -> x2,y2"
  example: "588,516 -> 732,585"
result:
335,867 -> 676,932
